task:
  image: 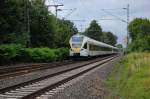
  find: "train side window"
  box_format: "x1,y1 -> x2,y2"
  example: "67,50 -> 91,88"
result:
83,43 -> 87,49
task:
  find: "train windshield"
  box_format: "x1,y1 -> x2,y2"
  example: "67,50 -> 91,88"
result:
72,36 -> 83,48
72,36 -> 83,43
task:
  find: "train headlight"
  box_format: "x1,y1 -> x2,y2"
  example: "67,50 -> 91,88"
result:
72,48 -> 81,53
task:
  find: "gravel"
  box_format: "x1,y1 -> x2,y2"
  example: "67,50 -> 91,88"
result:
0,61 -> 86,90
0,55 -> 121,99
38,56 -> 121,99
0,58 -> 104,90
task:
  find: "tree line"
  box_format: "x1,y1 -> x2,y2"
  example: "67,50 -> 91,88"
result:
0,0 -> 121,64
128,18 -> 150,52
0,0 -> 78,48
0,0 -> 118,48
84,20 -> 118,46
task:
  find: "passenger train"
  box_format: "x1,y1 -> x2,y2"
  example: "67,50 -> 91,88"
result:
69,34 -> 119,57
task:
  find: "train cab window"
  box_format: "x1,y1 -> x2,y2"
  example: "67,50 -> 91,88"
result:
72,37 -> 83,43
72,36 -> 83,48
83,43 -> 87,49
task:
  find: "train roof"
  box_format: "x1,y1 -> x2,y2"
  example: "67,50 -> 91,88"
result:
72,34 -> 118,49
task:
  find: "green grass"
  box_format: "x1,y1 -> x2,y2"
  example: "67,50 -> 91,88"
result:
106,53 -> 150,99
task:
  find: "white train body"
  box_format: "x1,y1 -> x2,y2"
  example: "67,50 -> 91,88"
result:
69,34 -> 119,57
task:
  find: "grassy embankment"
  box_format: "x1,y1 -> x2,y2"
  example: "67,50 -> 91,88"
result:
106,52 -> 150,99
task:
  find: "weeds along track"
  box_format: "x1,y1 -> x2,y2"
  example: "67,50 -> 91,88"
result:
0,55 -> 118,99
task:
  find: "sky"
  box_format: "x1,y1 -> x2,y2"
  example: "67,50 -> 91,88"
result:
46,0 -> 150,46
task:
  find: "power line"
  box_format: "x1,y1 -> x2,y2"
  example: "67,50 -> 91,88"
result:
100,4 -> 130,47
69,19 -> 86,32
62,8 -> 77,19
98,18 -> 122,20
69,19 -> 86,22
101,8 -> 127,10
101,9 -> 127,23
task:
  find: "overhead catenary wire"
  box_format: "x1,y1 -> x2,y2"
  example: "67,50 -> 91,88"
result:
99,4 -> 130,47
101,9 -> 127,23
63,8 -> 77,19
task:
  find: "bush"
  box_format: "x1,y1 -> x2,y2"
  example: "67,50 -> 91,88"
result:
25,48 -> 57,62
55,48 -> 69,60
0,44 -> 23,64
0,44 -> 69,65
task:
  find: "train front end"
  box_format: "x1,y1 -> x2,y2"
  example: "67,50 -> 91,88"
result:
69,34 -> 88,57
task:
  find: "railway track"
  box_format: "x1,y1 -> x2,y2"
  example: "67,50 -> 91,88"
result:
0,56 -> 112,79
0,55 -> 118,99
0,61 -> 76,79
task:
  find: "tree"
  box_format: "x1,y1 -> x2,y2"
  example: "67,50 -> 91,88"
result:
29,0 -> 56,47
54,19 -> 78,48
0,0 -> 78,48
0,0 -> 29,45
116,44 -> 123,49
102,32 -> 117,46
128,18 -> 150,51
128,35 -> 150,51
128,18 -> 150,41
84,20 -> 103,41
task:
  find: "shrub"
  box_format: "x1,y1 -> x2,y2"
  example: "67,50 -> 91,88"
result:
54,48 -> 69,61
0,44 -> 69,65
25,48 -> 57,62
0,44 -> 23,64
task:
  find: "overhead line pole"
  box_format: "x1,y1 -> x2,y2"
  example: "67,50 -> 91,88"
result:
123,4 -> 130,47
127,4 -> 130,46
47,4 -> 64,18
